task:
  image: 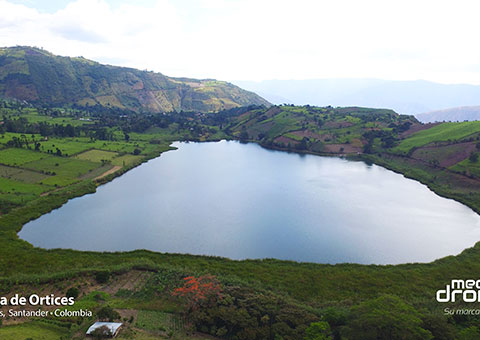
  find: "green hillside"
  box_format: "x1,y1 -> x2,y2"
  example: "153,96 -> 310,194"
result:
0,46 -> 270,113
223,105 -> 480,214
226,105 -> 416,153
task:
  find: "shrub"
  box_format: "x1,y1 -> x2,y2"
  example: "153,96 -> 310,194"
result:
91,325 -> 112,339
66,287 -> 79,299
95,271 -> 110,284
342,295 -> 433,340
304,321 -> 332,340
469,152 -> 478,162
97,306 -> 120,321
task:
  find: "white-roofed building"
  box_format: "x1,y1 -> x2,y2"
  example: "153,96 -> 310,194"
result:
86,322 -> 123,337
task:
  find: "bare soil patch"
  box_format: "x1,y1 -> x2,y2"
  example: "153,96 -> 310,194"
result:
323,121 -> 354,129
323,144 -> 361,154
411,142 -> 476,168
94,165 -> 121,180
274,136 -> 298,146
290,130 -> 323,140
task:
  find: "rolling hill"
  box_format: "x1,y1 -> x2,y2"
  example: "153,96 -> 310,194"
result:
0,46 -> 270,113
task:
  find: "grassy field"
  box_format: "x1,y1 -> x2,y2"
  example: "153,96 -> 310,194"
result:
74,149 -> 118,162
451,157 -> 480,177
0,148 -> 47,166
135,310 -> 182,333
0,322 -> 70,339
112,154 -> 143,167
0,177 -> 51,195
24,157 -> 99,177
0,164 -> 49,183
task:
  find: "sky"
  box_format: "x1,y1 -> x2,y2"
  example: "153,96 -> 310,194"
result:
1,0 -> 480,84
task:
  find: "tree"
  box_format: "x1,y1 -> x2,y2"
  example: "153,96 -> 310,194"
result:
298,137 -> 309,150
304,321 -> 332,340
172,275 -> 222,313
469,152 -> 478,162
95,271 -> 110,283
90,325 -> 112,339
66,287 -> 79,299
239,130 -> 249,142
458,326 -> 480,340
97,306 -> 120,321
343,295 -> 433,340
421,314 -> 456,340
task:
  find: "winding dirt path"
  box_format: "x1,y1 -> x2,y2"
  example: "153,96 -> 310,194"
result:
94,165 -> 122,180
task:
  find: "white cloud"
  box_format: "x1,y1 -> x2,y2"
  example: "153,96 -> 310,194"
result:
0,0 -> 480,84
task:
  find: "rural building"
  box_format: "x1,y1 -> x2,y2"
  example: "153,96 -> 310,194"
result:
86,322 -> 123,337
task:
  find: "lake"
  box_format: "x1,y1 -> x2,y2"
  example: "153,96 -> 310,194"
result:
19,140 -> 480,264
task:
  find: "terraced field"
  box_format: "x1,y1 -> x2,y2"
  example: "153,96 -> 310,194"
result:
393,121 -> 480,154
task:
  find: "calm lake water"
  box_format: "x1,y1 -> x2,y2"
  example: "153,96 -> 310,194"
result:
19,140 -> 480,264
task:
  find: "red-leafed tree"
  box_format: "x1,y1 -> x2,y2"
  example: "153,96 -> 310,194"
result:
172,275 -> 222,313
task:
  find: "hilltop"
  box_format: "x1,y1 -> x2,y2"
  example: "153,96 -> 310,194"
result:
0,46 -> 269,113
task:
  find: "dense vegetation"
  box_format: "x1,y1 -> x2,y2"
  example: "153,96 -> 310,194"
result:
0,46 -> 270,113
2,100 -> 480,339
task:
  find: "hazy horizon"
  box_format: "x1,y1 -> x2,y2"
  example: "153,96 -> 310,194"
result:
2,0 -> 480,85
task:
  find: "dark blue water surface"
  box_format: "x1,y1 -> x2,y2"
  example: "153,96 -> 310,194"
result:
19,141 -> 480,264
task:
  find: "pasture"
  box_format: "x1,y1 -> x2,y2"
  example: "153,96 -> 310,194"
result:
75,149 -> 118,162
0,164 -> 49,183
0,148 -> 47,166
0,177 -> 51,195
112,154 -> 142,167
23,156 -> 100,178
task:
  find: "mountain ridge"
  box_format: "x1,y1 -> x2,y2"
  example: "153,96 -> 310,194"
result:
416,106 -> 480,123
0,46 -> 270,113
233,78 -> 480,115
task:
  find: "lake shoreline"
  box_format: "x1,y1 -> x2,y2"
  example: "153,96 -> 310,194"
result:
17,140 -> 480,266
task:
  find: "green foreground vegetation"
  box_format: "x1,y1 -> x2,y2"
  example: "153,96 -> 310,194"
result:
2,100 -> 480,339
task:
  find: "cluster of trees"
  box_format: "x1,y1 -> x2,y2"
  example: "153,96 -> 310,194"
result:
0,100 -> 234,142
177,284 -> 319,339
166,271 -> 480,340
1,117 -> 78,137
173,281 -> 479,340
362,129 -> 397,153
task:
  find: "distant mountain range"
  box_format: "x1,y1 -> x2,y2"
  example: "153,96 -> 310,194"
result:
0,46 -> 270,113
416,106 -> 480,123
233,79 -> 480,121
